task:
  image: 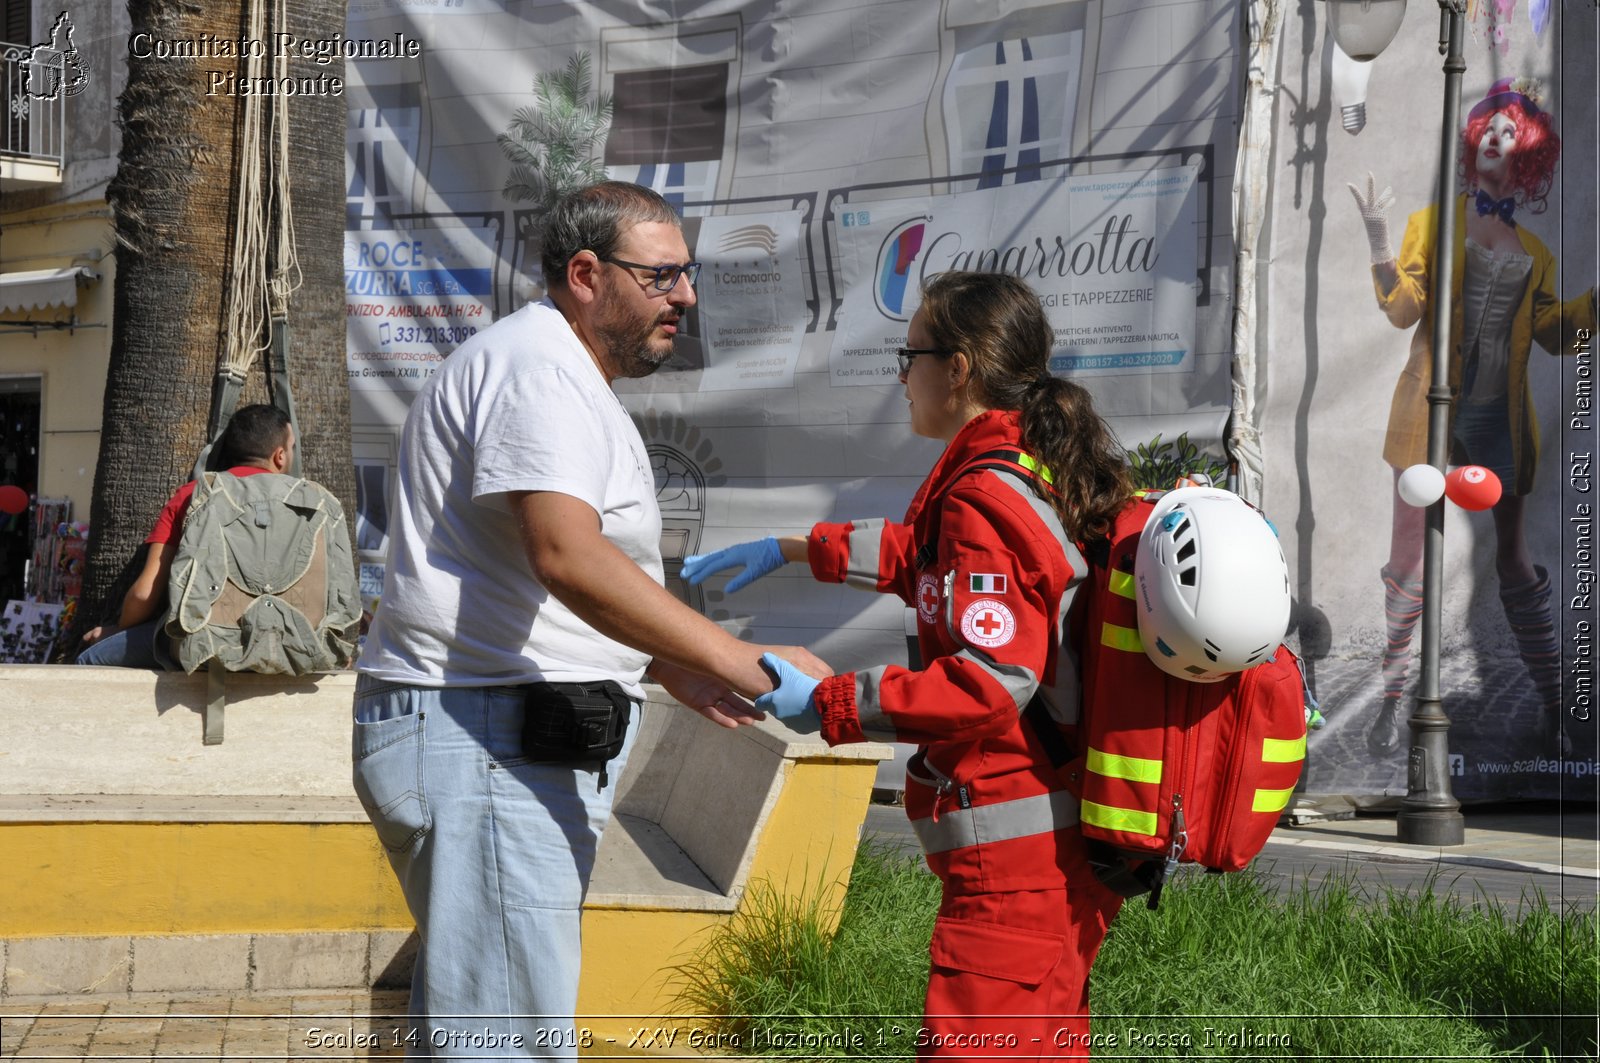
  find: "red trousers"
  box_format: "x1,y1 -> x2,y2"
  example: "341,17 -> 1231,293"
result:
918,882 -> 1123,1061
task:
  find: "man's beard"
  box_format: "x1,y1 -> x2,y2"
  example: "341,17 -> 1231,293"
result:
595,303 -> 676,380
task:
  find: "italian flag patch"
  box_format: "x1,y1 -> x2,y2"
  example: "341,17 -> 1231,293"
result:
969,573 -> 1007,594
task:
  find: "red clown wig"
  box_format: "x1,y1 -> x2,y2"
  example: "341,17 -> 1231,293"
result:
1459,79 -> 1561,212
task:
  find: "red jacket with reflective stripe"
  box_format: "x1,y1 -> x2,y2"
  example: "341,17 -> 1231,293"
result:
808,410 -> 1094,894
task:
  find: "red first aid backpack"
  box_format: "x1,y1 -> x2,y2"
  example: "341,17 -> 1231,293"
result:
1061,492 -> 1308,906
938,452 -> 1309,908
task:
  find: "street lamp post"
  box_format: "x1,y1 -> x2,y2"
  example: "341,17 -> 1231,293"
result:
1323,0 -> 1467,846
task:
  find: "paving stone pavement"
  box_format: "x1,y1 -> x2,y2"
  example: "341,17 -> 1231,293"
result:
1,997 -> 767,1061
0,993 -> 414,1062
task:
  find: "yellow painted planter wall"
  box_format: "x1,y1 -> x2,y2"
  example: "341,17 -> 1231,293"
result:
1,667 -> 890,1021
744,760 -> 883,919
1,822 -> 411,936
1,753 -> 885,1023
576,757 -> 884,1020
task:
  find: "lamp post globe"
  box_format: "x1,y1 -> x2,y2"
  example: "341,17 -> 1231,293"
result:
1323,0 -> 1409,61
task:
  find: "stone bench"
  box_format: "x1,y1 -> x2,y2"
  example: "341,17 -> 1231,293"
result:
0,665 -> 890,1022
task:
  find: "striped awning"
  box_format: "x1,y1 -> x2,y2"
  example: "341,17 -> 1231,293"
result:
0,266 -> 99,315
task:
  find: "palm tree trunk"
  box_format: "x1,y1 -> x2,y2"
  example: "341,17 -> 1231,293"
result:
280,0 -> 355,511
75,0 -> 352,651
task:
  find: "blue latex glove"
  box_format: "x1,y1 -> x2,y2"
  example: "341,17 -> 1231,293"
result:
681,536 -> 786,592
753,652 -> 821,719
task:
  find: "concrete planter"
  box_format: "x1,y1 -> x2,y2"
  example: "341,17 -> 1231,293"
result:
0,665 -> 890,1029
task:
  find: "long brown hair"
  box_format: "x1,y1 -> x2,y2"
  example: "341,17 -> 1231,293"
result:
918,271 -> 1132,541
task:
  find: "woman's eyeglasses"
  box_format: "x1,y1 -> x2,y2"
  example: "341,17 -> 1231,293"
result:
895,348 -> 955,375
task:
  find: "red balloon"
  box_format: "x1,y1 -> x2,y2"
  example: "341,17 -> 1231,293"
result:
0,485 -> 28,516
1444,465 -> 1502,511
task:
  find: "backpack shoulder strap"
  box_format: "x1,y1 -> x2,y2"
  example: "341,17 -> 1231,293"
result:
956,448 -> 1059,494
913,447 -> 1057,569
203,660 -> 227,746
193,373 -> 246,482
1023,493 -> 1154,767
265,319 -> 301,478
192,335 -> 301,483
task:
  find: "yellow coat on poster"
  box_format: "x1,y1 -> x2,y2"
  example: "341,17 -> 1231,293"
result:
1375,194 -> 1596,495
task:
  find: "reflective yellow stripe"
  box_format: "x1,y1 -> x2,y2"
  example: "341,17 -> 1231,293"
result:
1101,622 -> 1143,653
1087,747 -> 1163,785
1252,787 -> 1295,813
1108,569 -> 1137,600
1262,735 -> 1306,764
1081,799 -> 1158,836
1016,452 -> 1055,485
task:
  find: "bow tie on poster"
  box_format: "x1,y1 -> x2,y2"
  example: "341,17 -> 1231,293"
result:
1474,190 -> 1517,227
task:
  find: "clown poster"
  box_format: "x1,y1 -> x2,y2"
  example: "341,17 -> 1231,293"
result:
1260,8 -> 1597,801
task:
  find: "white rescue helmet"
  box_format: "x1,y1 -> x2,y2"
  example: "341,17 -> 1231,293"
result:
1134,486 -> 1291,683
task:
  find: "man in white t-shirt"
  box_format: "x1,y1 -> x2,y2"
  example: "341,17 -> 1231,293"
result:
353,181 -> 829,1060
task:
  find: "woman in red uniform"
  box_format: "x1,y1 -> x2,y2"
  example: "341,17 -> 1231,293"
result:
683,271 -> 1132,1059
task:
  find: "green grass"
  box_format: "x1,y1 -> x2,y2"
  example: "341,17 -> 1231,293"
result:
672,840 -> 1598,1060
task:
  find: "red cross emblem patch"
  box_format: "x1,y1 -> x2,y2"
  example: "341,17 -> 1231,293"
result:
960,598 -> 1016,648
916,573 -> 941,625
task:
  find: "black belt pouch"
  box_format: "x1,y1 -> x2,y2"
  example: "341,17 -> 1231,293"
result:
521,680 -> 632,768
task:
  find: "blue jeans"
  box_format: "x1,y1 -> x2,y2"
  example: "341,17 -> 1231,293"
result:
351,676 -> 639,1061
75,620 -> 163,668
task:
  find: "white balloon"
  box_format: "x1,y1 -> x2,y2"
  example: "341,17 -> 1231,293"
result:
1397,463 -> 1445,507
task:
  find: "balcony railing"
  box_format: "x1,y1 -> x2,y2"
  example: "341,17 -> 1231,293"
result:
2,38 -> 68,173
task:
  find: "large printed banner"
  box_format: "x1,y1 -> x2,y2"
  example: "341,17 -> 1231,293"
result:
337,0 -> 1592,800
830,168 -> 1198,387
340,0 -> 1232,659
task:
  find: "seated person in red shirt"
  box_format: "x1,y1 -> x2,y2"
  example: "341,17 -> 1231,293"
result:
77,405 -> 296,668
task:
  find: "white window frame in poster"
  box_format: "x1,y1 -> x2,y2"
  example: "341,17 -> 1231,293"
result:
346,77 -> 423,227
938,1 -> 1096,191
598,18 -> 740,214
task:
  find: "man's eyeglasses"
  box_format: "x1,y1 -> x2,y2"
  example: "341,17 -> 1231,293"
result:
601,255 -> 702,293
895,347 -> 954,375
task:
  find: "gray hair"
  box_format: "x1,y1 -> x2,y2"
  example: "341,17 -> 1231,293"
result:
539,181 -> 682,289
